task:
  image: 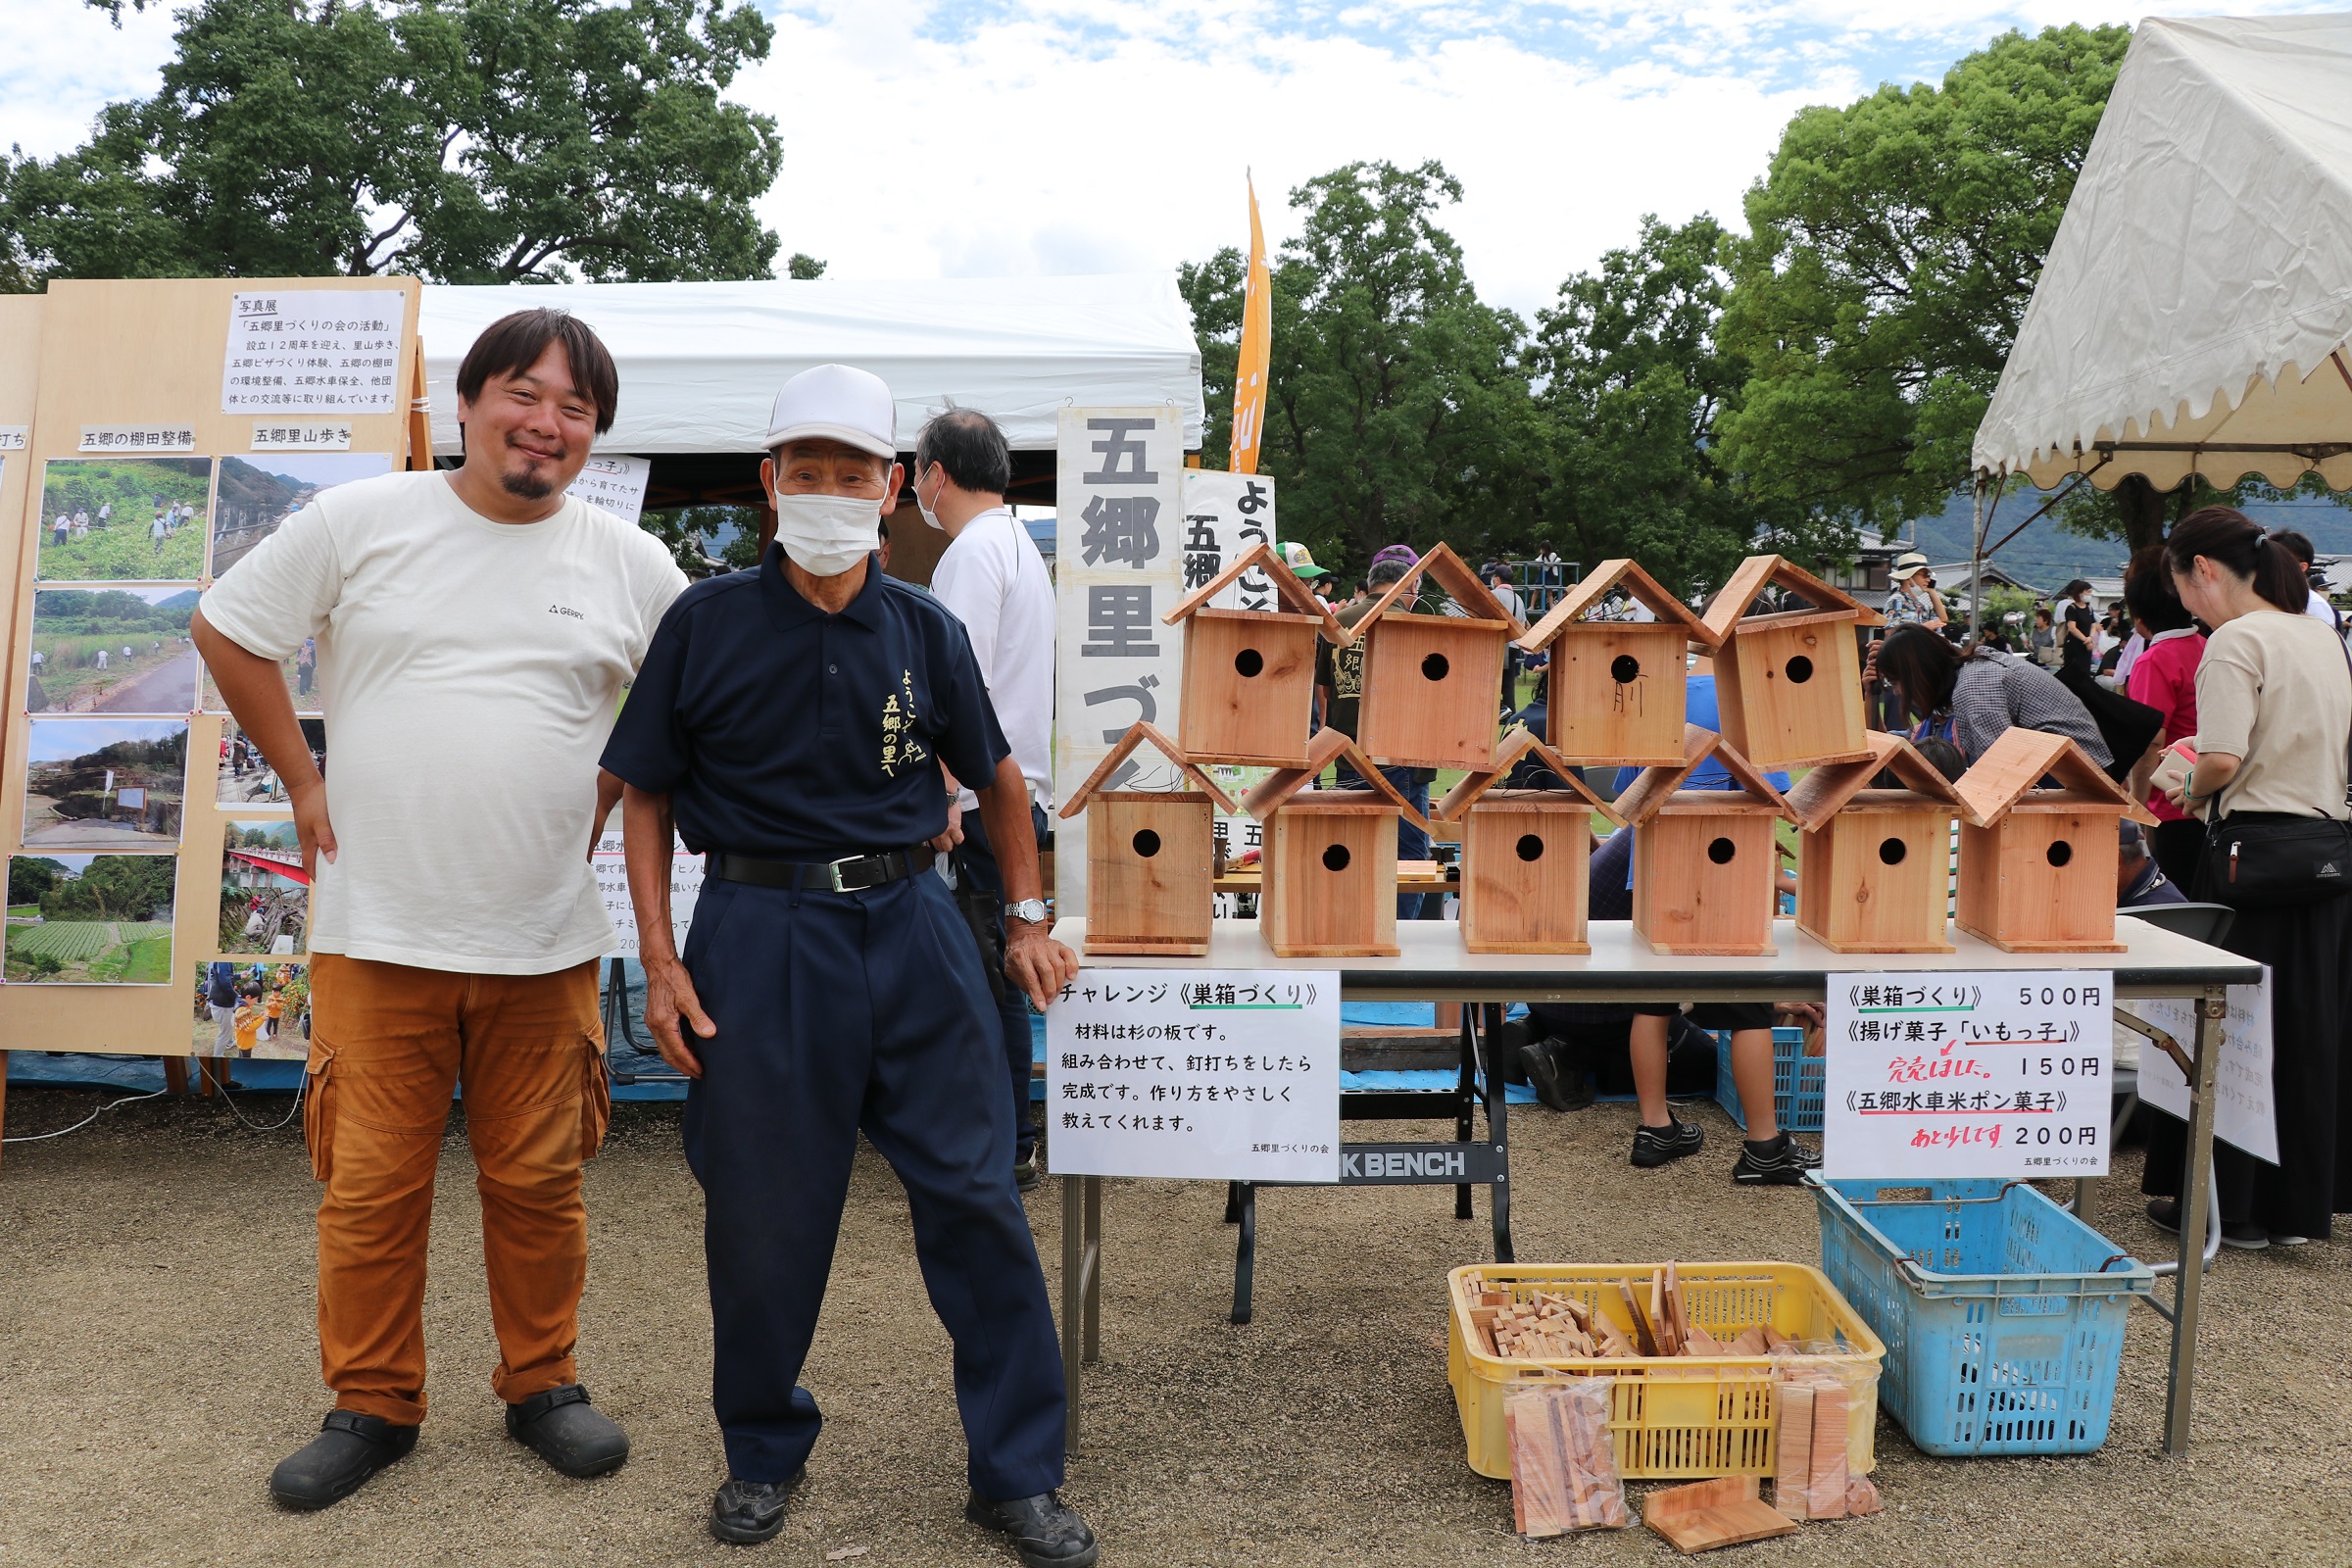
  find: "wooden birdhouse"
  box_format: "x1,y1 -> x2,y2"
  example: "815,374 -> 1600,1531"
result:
1786,730 -> 1965,955
1612,724 -> 1795,956
1057,721 -> 1239,956
1952,729 -> 2150,954
1242,726 -> 1430,957
1514,558 -> 1713,765
1160,541 -> 1344,768
1341,543 -> 1526,772
1697,555 -> 1883,771
1434,726 -> 1625,954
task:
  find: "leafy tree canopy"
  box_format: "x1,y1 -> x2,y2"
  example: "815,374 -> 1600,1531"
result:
4,0 -> 788,286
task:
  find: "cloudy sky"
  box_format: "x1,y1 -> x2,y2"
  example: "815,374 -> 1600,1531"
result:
4,0 -> 2337,318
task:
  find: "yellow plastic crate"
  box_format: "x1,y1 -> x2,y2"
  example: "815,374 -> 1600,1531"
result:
1446,1262 -> 1885,1481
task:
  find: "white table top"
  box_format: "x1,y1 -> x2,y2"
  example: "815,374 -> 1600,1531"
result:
1049,916 -> 2257,1002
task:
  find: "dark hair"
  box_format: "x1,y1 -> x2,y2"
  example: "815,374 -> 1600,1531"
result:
2058,578 -> 2092,601
1875,623 -> 1962,719
1368,560 -> 1411,588
2123,544 -> 2193,633
2164,506 -> 2307,613
877,515 -> 891,541
1912,736 -> 1967,782
2272,528 -> 2317,567
455,309 -> 618,434
2034,606 -> 2053,623
914,409 -> 1012,497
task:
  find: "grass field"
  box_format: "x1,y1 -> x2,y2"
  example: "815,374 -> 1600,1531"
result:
4,919 -> 175,984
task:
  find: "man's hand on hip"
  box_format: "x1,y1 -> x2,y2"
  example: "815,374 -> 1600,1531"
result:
642,955 -> 716,1078
1004,920 -> 1079,1012
291,777 -> 338,880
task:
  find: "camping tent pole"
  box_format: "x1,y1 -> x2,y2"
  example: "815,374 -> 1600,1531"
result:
1968,471 -> 1987,641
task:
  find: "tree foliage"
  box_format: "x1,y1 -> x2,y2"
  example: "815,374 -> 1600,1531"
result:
1716,24 -> 2132,536
3,0 -> 788,286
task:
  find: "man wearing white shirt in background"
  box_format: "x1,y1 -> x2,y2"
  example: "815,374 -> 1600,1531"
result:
915,409 -> 1056,1188
2271,528 -> 2346,637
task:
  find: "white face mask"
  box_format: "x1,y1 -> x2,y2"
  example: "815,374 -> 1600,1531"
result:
772,490 -> 880,577
915,466 -> 945,531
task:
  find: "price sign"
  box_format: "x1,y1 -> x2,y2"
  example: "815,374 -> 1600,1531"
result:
1046,967 -> 1340,1183
1824,970 -> 2112,1179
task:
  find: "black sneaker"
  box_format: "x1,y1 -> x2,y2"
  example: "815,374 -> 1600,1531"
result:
1732,1132 -> 1822,1186
1630,1118 -> 1704,1168
965,1490 -> 1100,1568
710,1470 -> 805,1544
269,1409 -> 417,1511
1014,1152 -> 1041,1192
1520,1040 -> 1594,1113
505,1384 -> 628,1478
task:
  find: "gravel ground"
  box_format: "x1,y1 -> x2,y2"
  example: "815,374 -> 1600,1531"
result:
1,1084 -> 2346,1568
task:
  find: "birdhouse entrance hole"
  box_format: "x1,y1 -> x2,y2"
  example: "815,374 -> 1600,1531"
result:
1707,837 -> 1738,864
1132,829 -> 1161,858
1610,655 -> 1642,683
2046,840 -> 2073,867
1878,837 -> 1907,865
1234,647 -> 1264,677
1421,652 -> 1449,681
1785,655 -> 1814,683
1516,834 -> 1544,862
1322,843 -> 1352,871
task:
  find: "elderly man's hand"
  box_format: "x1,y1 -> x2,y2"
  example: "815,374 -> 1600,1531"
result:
1004,919 -> 1079,1012
642,955 -> 715,1078
930,797 -> 965,856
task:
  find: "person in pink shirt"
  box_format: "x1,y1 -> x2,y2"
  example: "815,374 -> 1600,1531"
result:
2122,545 -> 2205,888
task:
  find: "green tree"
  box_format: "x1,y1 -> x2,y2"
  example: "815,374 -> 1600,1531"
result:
4,0 -> 787,286
9,858 -> 65,906
1179,161 -> 1540,578
42,856 -> 178,920
1717,25 -> 2133,540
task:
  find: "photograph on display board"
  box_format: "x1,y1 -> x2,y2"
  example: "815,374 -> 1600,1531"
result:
25,586 -> 202,715
5,853 -> 177,985
217,716 -> 325,806
210,452 -> 391,577
21,716 -> 188,849
34,457 -> 212,581
218,819 -> 307,956
189,960 -> 311,1061
200,635 -> 322,716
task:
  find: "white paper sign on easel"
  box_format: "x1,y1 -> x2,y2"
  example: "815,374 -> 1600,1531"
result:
567,454 -> 653,524
2132,969 -> 2278,1163
593,830 -> 701,958
1047,968 -> 1340,1183
1824,970 -> 2114,1179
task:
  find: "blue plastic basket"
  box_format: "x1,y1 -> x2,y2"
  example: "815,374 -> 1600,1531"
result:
1711,1026 -> 1822,1133
1813,1178 -> 2153,1456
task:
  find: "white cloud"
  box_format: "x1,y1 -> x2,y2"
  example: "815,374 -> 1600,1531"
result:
2,0 -> 2338,318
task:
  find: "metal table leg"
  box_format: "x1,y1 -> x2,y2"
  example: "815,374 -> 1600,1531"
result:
1082,1175 -> 1102,1366
1060,1174 -> 1084,1453
1453,1007 -> 1476,1220
1469,1004 -> 1514,1263
2163,987 -> 2226,1454
1229,1181 -> 1257,1324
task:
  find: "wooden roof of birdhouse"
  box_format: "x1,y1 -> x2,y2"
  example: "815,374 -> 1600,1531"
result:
1160,540 -> 1344,640
1697,554 -> 1885,644
1514,558 -> 1712,652
1242,725 -> 1431,831
1057,720 -> 1240,817
1784,730 -> 1965,833
1609,723 -> 1794,826
1335,542 -> 1524,646
1952,727 -> 2154,829
1434,725 -> 1626,826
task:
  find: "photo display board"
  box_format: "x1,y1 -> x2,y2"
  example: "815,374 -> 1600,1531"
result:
1,277 -> 424,1055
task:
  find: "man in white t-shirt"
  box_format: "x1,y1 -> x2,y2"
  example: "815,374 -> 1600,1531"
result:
193,309 -> 687,1512
915,409 -> 1056,1187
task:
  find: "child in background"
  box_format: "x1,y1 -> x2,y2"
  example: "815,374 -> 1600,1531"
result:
233,984 -> 266,1056
264,981 -> 286,1041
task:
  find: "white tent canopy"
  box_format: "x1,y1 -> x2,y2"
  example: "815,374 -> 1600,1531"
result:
418,273 -> 1205,458
1973,15 -> 2352,493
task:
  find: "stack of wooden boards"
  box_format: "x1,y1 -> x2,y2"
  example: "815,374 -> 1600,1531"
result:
1773,1373 -> 1881,1523
1502,1379 -> 1627,1536
1463,1264 -> 1793,1362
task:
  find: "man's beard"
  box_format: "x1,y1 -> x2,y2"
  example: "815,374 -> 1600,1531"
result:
501,463 -> 558,501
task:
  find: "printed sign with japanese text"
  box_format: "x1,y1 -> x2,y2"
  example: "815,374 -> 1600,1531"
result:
1824,970 -> 2113,1179
1046,967 -> 1341,1183
1054,407 -> 1186,918
592,830 -> 702,959
0,425 -> 26,451
222,289 -> 406,415
251,421 -> 354,451
79,424 -> 196,453
566,454 -> 652,525
1177,468 -> 1277,610
2133,970 -> 2277,1163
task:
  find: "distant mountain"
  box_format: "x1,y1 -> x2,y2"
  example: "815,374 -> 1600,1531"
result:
215,456 -> 302,512
155,589 -> 203,611
1889,487 -> 2352,593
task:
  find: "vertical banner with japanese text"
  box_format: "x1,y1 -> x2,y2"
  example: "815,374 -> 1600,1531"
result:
1054,407 -> 1185,918
1178,468 -> 1276,611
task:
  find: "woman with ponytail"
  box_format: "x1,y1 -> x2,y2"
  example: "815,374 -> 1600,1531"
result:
2142,507 -> 2352,1248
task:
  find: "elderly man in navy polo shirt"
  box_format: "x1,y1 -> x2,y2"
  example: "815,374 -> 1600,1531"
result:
599,365 -> 1092,1563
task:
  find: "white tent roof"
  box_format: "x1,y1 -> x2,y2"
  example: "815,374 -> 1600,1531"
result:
1973,15 -> 2352,492
418,273 -> 1204,458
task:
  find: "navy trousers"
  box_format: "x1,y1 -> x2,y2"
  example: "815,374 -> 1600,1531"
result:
679,870 -> 1067,1495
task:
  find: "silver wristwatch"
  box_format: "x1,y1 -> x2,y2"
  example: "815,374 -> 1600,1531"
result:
1004,899 -> 1049,925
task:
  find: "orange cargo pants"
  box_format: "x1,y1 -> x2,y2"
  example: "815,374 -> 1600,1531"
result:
303,954 -> 611,1426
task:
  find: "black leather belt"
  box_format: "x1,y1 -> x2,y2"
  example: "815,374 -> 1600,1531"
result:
706,846 -> 936,893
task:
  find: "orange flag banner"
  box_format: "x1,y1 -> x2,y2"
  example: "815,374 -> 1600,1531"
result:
1229,174 -> 1272,476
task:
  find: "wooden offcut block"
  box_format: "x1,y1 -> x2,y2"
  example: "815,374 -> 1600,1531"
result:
1160,541 -> 1344,768
1953,728 -> 2151,954
1244,727 -> 1429,958
1057,722 -> 1238,956
1644,1475 -> 1801,1554
1516,558 -> 1717,764
1773,1383 -> 1815,1519
1808,1384 -> 1850,1520
1615,725 -> 1796,956
1788,730 -> 1965,954
1699,555 -> 1883,770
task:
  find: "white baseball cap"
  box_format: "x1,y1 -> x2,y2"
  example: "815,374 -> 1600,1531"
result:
763,364 -> 898,459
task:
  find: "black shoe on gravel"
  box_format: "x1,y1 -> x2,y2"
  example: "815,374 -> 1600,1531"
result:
1521,1041 -> 1594,1113
1630,1117 -> 1704,1169
1015,1152 -> 1042,1192
1732,1132 -> 1822,1186
269,1409 -> 416,1511
710,1470 -> 805,1544
965,1489 -> 1101,1568
505,1384 -> 629,1478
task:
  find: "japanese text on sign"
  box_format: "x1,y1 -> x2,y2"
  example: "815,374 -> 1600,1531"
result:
592,830 -> 702,959
0,425 -> 26,451
79,424 -> 196,453
1179,469 -> 1277,610
1823,970 -> 2113,1179
1046,968 -> 1340,1182
222,289 -> 406,415
2134,970 -> 2278,1163
251,421 -> 354,451
565,454 -> 652,525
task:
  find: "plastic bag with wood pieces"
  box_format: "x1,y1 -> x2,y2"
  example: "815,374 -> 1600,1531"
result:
1504,1378 -> 1629,1536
